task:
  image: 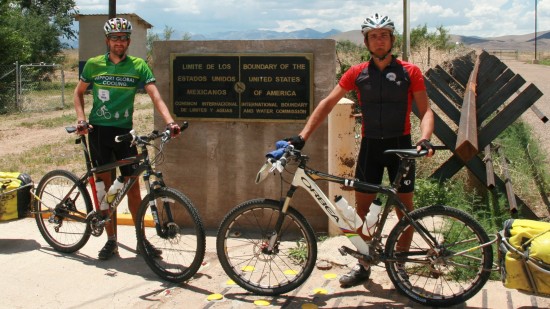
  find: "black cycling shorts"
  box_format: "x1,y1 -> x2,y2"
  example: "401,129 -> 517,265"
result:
88,125 -> 138,177
355,135 -> 415,193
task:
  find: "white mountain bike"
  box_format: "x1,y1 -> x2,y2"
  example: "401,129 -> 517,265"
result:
216,143 -> 494,307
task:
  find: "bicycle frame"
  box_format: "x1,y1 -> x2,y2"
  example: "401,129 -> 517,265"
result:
78,133 -> 159,218
35,129 -> 168,231
274,152 -> 441,264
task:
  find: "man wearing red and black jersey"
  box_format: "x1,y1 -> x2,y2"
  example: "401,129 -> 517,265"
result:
287,13 -> 434,287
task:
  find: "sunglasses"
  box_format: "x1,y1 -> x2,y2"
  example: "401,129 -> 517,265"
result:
107,35 -> 130,42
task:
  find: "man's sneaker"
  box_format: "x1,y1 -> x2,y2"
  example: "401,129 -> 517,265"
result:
137,239 -> 162,257
98,239 -> 119,260
339,263 -> 371,287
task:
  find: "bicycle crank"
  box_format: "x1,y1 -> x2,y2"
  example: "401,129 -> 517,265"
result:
338,246 -> 374,263
86,210 -> 105,237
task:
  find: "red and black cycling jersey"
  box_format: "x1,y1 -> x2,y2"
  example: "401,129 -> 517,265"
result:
339,56 -> 426,138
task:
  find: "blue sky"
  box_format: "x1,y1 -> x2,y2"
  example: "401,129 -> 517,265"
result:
75,0 -> 549,38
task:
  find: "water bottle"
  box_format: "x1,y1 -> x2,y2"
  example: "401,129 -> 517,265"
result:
96,179 -> 108,210
106,176 -> 124,204
334,195 -> 363,229
362,198 -> 382,236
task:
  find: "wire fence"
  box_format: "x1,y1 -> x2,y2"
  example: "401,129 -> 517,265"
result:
0,62 -> 67,114
0,64 -> 17,113
485,50 -> 550,62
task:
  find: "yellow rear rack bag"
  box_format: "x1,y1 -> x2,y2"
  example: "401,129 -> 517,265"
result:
0,172 -> 32,221
500,218 -> 550,296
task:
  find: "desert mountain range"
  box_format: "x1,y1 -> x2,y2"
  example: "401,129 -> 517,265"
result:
328,30 -> 550,52
167,28 -> 550,52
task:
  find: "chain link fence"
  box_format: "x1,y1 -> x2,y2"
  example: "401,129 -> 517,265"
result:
0,63 -> 66,113
0,63 -> 17,113
19,64 -> 66,112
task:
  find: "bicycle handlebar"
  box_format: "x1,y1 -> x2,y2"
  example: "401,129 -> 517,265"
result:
115,130 -> 136,143
257,141 -> 446,184
114,121 -> 189,145
264,140 -> 445,170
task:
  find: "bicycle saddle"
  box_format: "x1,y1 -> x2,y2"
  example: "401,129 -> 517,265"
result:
384,149 -> 428,158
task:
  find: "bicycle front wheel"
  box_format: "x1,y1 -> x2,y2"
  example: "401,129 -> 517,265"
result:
135,187 -> 206,283
385,205 -> 493,307
216,199 -> 317,296
34,170 -> 93,253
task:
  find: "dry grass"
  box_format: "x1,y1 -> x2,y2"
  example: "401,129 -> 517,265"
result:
0,94 -> 155,182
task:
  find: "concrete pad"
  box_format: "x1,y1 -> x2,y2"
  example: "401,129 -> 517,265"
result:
2,218 -> 550,308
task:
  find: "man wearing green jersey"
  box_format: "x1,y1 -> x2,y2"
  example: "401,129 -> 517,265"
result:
73,17 -> 180,260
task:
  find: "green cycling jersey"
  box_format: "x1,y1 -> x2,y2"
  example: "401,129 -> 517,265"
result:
80,53 -> 156,128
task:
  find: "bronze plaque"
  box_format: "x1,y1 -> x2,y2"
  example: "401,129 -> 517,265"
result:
170,53 -> 313,121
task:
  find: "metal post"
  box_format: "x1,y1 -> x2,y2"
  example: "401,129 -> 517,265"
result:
534,0 -> 538,63
61,67 -> 65,109
15,61 -> 19,110
109,0 -> 116,18
402,0 -> 410,61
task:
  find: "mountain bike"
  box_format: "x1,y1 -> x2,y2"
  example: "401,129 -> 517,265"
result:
33,122 -> 206,283
216,143 -> 494,307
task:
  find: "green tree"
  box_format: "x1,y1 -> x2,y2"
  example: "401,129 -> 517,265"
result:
410,24 -> 452,50
146,25 -> 191,62
0,0 -> 78,65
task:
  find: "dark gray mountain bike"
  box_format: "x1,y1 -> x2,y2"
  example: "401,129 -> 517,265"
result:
33,122 -> 205,283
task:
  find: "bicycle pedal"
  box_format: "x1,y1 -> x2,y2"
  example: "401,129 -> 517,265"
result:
338,246 -> 348,256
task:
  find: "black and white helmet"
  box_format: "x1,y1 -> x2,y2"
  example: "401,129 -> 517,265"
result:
361,13 -> 395,36
104,17 -> 133,36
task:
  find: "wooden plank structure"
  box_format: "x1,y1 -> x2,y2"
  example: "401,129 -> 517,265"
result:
422,50 -> 545,219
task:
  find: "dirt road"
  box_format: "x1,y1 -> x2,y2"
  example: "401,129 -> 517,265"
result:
503,60 -> 550,162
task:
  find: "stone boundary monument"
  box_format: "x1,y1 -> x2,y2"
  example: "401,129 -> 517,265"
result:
153,40 -> 336,230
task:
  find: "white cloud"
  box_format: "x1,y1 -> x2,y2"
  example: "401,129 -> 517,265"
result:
74,0 -> 548,37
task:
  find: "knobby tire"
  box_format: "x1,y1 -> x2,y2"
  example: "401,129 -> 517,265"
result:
135,187 -> 206,282
34,170 -> 93,253
216,198 -> 317,296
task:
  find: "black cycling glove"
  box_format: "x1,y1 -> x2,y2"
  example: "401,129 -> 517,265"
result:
416,138 -> 435,155
285,135 -> 306,150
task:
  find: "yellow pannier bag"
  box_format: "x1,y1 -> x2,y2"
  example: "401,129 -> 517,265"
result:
500,219 -> 550,295
0,172 -> 32,221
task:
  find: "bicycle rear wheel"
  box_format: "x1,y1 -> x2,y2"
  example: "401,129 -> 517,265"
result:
135,187 -> 206,282
34,170 -> 93,253
216,199 -> 317,296
385,205 -> 493,307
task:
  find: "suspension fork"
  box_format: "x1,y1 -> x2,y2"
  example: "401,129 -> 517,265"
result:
266,185 -> 298,251
145,171 -> 173,238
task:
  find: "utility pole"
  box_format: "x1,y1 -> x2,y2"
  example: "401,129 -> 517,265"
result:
403,0 -> 410,61
534,0 -> 538,63
109,0 -> 116,18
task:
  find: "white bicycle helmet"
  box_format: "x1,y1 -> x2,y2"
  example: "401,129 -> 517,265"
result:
104,17 -> 133,36
361,13 -> 395,36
